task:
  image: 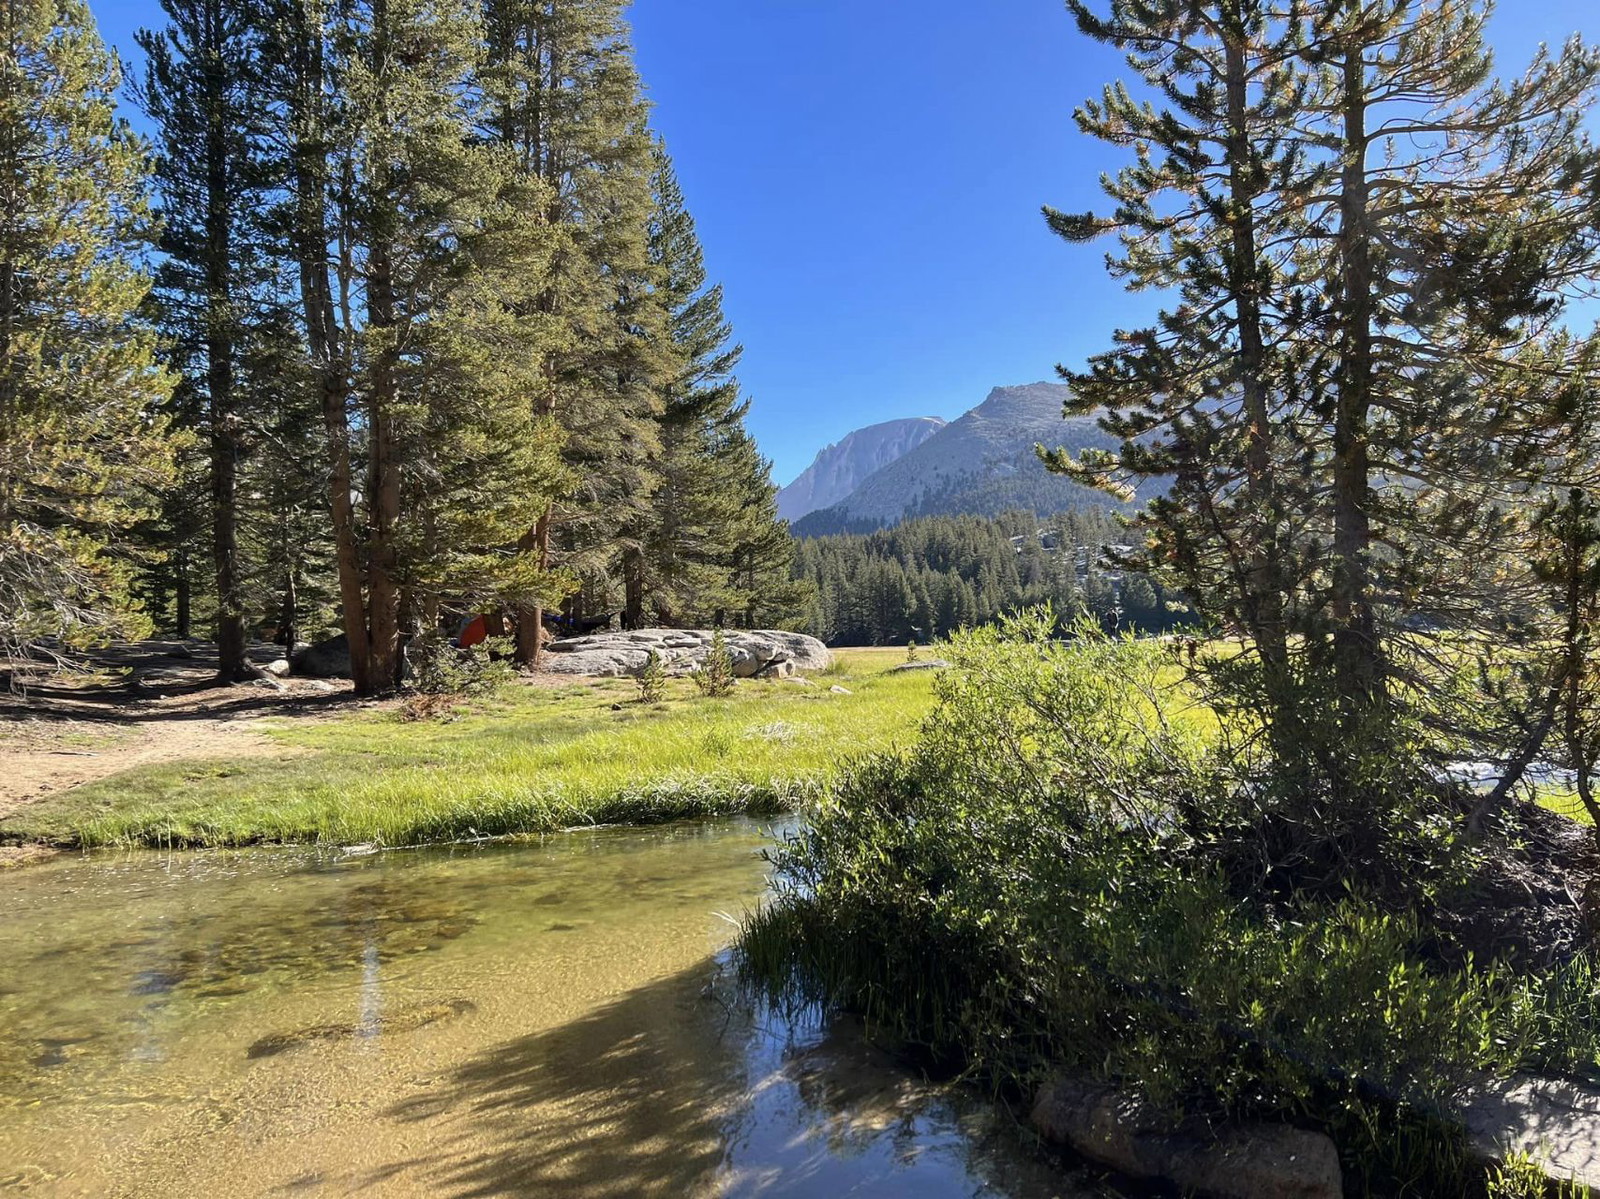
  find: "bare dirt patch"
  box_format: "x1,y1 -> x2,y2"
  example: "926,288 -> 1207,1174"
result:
0,640 -> 384,821
0,641 -> 598,827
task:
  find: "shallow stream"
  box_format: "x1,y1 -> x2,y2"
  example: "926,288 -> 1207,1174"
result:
0,820 -> 1100,1197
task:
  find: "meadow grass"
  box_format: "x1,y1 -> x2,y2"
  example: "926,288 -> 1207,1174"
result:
0,648 -> 934,850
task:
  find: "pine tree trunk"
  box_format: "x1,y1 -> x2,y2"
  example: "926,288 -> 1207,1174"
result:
362,0 -> 403,692
279,563 -> 298,654
623,546 -> 645,629
512,20 -> 560,671
1332,42 -> 1382,719
175,549 -> 192,639
211,409 -> 245,676
204,2 -> 247,683
290,3 -> 373,694
364,244 -> 403,690
516,511 -> 551,666
1222,24 -> 1288,686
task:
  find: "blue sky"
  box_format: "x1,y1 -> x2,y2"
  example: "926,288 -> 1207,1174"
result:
90,0 -> 1600,484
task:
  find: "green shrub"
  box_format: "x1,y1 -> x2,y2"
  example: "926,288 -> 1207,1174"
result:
692,629 -> 736,697
637,650 -> 666,704
740,609 -> 1600,1193
406,632 -> 514,696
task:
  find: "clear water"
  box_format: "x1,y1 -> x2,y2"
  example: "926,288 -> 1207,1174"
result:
0,821 -> 1101,1197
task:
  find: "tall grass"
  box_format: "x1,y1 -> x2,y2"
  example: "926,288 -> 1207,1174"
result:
1,655 -> 934,849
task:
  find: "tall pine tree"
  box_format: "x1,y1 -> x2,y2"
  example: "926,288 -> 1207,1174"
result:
644,141 -> 795,628
0,0 -> 178,667
479,0 -> 662,662
270,0 -> 561,692
136,0 -> 277,680
1057,0 -> 1600,812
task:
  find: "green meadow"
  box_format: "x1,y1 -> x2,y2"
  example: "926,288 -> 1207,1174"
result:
0,649 -> 934,851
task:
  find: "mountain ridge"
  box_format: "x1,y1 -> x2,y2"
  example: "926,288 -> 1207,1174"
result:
775,416 -> 946,523
790,382 -> 1133,536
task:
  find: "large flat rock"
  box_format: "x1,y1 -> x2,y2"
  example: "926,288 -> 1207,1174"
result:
541,629 -> 832,679
1465,1074 -> 1600,1189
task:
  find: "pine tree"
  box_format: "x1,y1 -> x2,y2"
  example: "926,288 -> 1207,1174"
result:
238,353 -> 335,654
271,0 -> 560,692
1057,0 -> 1600,806
720,426 -> 803,627
1046,0 -> 1319,745
480,0 -> 663,663
1301,2 -> 1599,740
643,141 -> 797,629
136,0 -> 277,680
0,0 -> 179,667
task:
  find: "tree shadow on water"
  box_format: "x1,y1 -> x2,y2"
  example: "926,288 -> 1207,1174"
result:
384,960 -> 752,1198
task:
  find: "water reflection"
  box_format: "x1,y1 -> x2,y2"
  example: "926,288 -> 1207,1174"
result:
0,823 -> 1105,1197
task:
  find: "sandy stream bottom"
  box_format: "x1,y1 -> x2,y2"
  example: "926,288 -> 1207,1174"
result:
0,822 -> 1098,1198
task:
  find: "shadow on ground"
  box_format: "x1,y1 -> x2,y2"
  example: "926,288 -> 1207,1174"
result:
384,962 -> 746,1198
1,639 -> 363,726
373,958 -> 1110,1199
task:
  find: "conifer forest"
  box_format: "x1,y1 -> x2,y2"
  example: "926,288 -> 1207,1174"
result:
1,0 -> 796,695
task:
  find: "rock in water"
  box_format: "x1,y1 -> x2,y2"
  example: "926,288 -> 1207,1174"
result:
541,629 -> 832,679
1030,1075 -> 1342,1199
247,998 -> 476,1059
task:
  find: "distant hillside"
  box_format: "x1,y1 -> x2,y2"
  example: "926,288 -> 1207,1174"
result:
776,416 -> 946,523
792,383 -> 1130,536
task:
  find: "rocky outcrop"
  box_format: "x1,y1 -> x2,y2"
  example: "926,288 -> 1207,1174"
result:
1464,1073 -> 1600,1191
776,417 -> 946,523
540,629 -> 832,679
791,383 -> 1140,535
1030,1076 -> 1342,1199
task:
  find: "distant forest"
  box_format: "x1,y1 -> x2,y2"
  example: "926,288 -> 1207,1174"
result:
790,509 -> 1193,647
791,448 -> 1131,538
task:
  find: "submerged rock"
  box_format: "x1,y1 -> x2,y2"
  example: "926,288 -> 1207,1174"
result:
247,997 -> 476,1059
1030,1075 -> 1342,1199
540,629 -> 833,679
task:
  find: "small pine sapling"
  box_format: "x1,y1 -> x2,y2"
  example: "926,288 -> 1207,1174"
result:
692,630 -> 736,697
637,649 -> 667,704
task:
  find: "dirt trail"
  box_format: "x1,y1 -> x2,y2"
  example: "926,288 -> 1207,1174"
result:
0,716 -> 290,819
1,639 -> 374,827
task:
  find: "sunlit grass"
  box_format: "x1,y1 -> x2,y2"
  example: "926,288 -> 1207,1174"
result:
0,648 -> 935,850
1539,788 -> 1594,826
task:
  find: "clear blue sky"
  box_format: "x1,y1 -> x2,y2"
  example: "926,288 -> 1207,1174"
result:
89,0 -> 1600,485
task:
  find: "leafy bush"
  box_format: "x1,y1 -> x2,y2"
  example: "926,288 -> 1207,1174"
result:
740,610 -> 1600,1193
406,631 -> 515,697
